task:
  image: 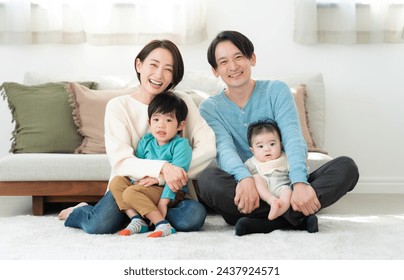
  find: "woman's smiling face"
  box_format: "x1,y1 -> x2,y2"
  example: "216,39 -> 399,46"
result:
136,47 -> 174,95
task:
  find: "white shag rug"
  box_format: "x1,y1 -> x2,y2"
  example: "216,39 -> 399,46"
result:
1,214 -> 404,260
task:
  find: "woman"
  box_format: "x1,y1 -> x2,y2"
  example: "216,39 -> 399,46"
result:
58,39 -> 216,234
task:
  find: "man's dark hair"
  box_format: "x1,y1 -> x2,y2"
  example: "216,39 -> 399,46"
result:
247,119 -> 282,147
148,91 -> 188,130
207,30 -> 255,70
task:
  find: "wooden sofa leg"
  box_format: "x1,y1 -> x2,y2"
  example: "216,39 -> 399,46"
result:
32,196 -> 45,216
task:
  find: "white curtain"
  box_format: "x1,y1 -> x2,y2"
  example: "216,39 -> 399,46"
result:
0,0 -> 207,45
294,0 -> 404,44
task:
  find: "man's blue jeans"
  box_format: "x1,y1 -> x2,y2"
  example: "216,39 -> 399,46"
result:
64,191 -> 207,234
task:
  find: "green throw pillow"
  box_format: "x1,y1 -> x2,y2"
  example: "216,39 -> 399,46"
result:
1,81 -> 96,153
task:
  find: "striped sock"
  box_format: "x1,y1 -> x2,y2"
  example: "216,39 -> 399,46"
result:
147,220 -> 176,238
119,215 -> 149,236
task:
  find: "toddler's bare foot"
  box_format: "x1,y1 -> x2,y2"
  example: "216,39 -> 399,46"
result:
58,202 -> 88,220
267,199 -> 283,220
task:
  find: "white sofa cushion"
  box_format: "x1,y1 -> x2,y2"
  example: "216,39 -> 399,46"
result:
0,154 -> 111,181
307,152 -> 333,173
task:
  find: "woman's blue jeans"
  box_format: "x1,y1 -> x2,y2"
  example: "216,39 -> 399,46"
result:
64,191 -> 207,234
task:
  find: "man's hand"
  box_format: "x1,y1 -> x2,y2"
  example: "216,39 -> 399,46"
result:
290,182 -> 321,216
234,177 -> 260,214
161,162 -> 188,192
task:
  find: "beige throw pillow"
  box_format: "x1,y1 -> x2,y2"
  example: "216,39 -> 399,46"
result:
292,84 -> 327,154
66,83 -> 134,154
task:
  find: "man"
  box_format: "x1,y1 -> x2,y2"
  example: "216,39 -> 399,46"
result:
198,30 -> 359,236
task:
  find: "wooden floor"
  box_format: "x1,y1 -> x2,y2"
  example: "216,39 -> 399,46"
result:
1,193 -> 404,217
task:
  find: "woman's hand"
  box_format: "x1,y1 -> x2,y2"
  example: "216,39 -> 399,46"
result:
161,162 -> 188,192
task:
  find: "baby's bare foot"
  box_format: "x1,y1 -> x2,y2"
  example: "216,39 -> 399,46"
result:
58,202 -> 88,220
267,199 -> 283,220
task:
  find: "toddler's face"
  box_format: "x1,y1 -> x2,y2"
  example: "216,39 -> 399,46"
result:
149,112 -> 183,145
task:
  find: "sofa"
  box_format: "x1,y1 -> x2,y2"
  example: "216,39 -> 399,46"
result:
0,71 -> 332,215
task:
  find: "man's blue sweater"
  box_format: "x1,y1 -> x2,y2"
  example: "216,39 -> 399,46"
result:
199,80 -> 308,186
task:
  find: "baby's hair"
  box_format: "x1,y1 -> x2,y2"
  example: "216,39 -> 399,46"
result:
247,119 -> 281,147
148,91 -> 188,124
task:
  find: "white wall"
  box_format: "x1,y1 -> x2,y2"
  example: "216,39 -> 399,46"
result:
1,0 -> 403,193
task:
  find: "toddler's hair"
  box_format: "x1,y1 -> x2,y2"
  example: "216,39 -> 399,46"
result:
148,91 -> 188,124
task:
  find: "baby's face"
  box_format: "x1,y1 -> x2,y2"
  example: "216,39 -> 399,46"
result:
250,131 -> 282,162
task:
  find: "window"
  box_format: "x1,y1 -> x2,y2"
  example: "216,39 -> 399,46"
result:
294,0 -> 404,44
0,0 -> 207,45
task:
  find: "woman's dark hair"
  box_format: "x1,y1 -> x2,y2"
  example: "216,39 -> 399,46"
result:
207,30 -> 255,70
135,39 -> 184,90
247,120 -> 281,147
148,91 -> 188,131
